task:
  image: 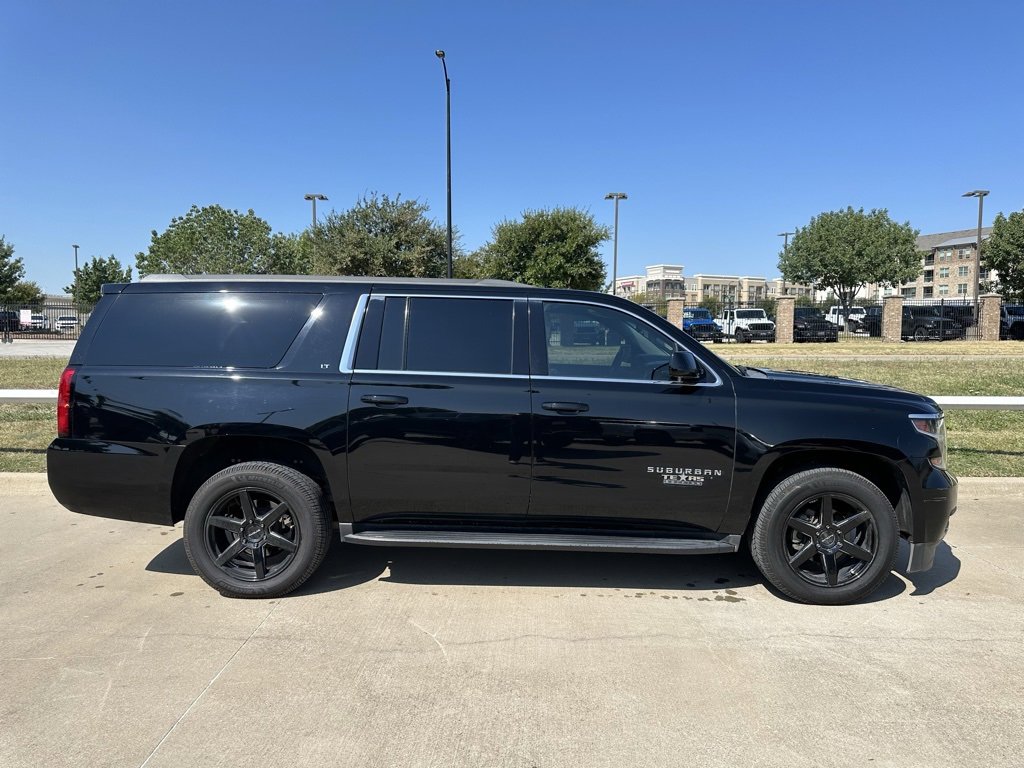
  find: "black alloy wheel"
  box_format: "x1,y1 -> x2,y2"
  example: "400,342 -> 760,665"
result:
203,487 -> 299,582
782,492 -> 876,588
183,462 -> 331,598
751,468 -> 898,605
913,326 -> 928,342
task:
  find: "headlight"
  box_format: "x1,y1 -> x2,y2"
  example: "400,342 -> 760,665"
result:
910,413 -> 947,469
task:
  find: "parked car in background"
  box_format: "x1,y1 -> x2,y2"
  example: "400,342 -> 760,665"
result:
30,313 -> 50,331
717,308 -> 776,343
681,307 -> 723,343
1001,305 -> 1024,340
826,305 -> 867,332
793,307 -> 839,342
0,310 -> 20,331
862,306 -> 883,337
901,307 -> 964,341
936,304 -> 976,328
55,315 -> 79,333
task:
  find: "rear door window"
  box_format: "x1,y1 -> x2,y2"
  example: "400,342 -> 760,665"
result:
371,297 -> 514,375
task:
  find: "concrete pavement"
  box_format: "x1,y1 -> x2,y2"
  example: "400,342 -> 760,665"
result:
1,474 -> 1021,768
0,340 -> 75,358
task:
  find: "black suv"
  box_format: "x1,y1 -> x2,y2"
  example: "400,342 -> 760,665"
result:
1001,305 -> 1024,340
47,276 -> 956,605
792,307 -> 839,343
901,306 -> 964,341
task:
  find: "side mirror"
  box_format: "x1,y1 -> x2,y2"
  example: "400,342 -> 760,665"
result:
669,350 -> 703,384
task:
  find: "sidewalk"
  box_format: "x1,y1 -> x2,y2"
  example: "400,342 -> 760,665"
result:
0,340 -> 76,358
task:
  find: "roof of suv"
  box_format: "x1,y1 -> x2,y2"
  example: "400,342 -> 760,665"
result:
139,274 -> 530,288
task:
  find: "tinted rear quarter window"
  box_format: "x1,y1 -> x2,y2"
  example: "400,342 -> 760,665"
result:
88,292 -> 321,368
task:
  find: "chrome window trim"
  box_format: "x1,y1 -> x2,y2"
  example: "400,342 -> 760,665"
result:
352,369 -> 528,380
531,297 -> 723,388
340,291 -> 723,387
339,293 -> 370,373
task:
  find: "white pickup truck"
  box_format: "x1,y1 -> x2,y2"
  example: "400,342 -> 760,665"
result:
717,308 -> 776,343
826,305 -> 866,331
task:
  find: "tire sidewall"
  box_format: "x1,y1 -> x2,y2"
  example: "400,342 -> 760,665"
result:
752,470 -> 898,605
183,463 -> 327,598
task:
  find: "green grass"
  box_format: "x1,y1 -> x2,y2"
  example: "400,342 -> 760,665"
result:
2,355 -> 1022,476
0,358 -> 66,471
0,357 -> 67,388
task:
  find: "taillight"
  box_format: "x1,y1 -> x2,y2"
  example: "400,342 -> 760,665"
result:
57,367 -> 75,438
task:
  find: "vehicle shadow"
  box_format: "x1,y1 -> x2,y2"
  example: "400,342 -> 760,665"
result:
895,539 -> 961,596
145,537 -> 955,603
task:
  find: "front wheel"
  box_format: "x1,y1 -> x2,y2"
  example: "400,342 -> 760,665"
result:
750,468 -> 898,605
913,326 -> 928,342
183,462 -> 331,598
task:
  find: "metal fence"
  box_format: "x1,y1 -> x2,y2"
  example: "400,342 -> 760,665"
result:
0,301 -> 94,343
900,297 -> 981,342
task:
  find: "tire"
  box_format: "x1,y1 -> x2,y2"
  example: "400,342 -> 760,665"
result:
735,328 -> 748,344
750,468 -> 898,605
913,326 -> 928,342
183,462 -> 331,599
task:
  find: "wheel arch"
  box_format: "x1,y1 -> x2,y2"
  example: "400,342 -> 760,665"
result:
743,447 -> 909,536
170,435 -> 341,525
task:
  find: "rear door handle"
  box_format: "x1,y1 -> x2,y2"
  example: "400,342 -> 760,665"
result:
361,394 -> 409,406
541,401 -> 589,414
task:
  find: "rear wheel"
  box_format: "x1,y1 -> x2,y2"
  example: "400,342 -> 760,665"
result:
750,468 -> 898,605
183,462 -> 331,598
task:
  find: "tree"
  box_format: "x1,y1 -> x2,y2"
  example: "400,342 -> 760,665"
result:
0,234 -> 27,302
65,255 -> 132,306
136,204 -> 301,277
982,209 -> 1024,302
309,193 -> 449,278
480,207 -> 608,290
698,296 -> 723,317
779,207 -> 920,312
4,280 -> 44,306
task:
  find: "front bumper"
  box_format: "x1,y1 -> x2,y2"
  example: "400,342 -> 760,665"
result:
687,325 -> 723,342
903,466 -> 958,573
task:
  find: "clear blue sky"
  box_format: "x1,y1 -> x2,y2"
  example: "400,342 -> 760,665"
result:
3,0 -> 1022,294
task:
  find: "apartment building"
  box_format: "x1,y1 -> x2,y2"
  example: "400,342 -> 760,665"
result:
897,228 -> 993,300
613,264 -> 686,299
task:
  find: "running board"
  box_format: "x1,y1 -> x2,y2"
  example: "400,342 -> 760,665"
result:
340,527 -> 741,555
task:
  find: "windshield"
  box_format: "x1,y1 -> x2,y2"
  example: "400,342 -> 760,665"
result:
735,309 -> 766,319
684,309 -> 711,319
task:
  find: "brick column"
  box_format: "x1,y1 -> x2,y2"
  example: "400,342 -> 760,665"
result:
882,296 -> 904,343
979,293 -> 1002,341
775,296 -> 795,343
666,298 -> 684,329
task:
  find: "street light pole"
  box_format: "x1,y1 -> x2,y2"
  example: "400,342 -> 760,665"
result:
435,50 -> 453,279
304,193 -> 327,229
604,192 -> 627,295
304,194 -> 327,268
777,231 -> 794,296
72,244 -> 80,306
962,190 -> 989,319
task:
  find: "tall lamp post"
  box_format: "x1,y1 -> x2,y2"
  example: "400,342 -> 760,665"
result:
72,244 -> 80,307
604,192 -> 627,295
777,231 -> 794,296
304,194 -> 327,267
304,193 -> 327,228
962,190 -> 989,319
435,50 -> 453,279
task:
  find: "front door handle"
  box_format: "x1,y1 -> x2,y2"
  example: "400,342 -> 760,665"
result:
361,394 -> 409,406
542,401 -> 589,414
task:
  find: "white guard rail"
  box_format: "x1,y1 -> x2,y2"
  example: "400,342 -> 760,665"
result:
1,391 -> 1023,409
